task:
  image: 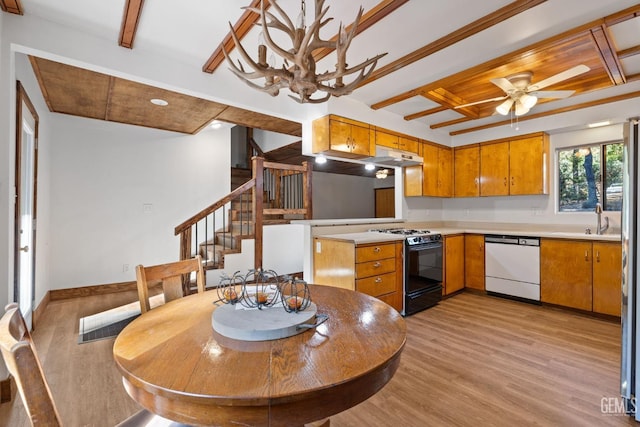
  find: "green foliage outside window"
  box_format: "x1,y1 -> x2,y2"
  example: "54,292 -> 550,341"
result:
558,142 -> 623,212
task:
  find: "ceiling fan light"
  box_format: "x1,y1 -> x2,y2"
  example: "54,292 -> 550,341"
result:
514,100 -> 529,116
520,94 -> 538,109
496,99 -> 514,115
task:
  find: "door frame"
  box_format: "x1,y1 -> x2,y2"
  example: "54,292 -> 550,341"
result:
14,81 -> 39,327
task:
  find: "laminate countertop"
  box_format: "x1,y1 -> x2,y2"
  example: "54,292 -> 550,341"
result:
317,228 -> 621,244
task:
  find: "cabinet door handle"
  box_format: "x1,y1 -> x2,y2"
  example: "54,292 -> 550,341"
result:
375,277 -> 382,283
585,250 -> 589,261
373,247 -> 381,253
511,176 -> 514,186
475,177 -> 479,187
596,250 -> 600,263
373,262 -> 381,268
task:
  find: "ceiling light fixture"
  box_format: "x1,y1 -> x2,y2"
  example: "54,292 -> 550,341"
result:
315,155 -> 327,164
210,120 -> 222,129
224,0 -> 387,104
496,99 -> 514,115
588,121 -> 611,128
365,163 -> 375,171
150,98 -> 168,106
376,169 -> 389,179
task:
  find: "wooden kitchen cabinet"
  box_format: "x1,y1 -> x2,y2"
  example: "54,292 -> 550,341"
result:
313,238 -> 403,312
454,144 -> 480,197
480,141 -> 509,196
479,132 -> 549,196
444,234 -> 465,295
312,115 -> 373,159
540,239 -> 593,311
404,165 -> 423,197
375,129 -> 419,154
593,242 -> 622,316
464,234 -> 485,290
422,142 -> 453,197
509,134 -> 549,195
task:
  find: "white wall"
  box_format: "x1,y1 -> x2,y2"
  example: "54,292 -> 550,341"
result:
312,172 -> 376,219
253,129 -> 299,153
0,11 -> 11,311
48,116 -> 230,289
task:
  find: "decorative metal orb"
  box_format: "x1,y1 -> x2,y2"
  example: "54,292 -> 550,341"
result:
216,271 -> 244,305
240,268 -> 281,309
280,277 -> 311,313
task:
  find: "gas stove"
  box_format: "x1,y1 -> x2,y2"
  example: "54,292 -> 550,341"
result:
369,228 -> 442,246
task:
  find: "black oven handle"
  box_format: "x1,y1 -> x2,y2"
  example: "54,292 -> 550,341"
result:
407,242 -> 443,251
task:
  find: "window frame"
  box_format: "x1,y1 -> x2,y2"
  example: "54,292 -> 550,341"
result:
556,139 -> 623,213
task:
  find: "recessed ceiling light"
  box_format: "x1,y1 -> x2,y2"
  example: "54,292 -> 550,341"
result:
150,98 -> 168,106
315,155 -> 327,164
588,121 -> 611,128
365,163 -> 375,171
210,120 -> 222,129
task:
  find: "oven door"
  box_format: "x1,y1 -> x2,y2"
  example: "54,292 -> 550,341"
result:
405,241 -> 443,294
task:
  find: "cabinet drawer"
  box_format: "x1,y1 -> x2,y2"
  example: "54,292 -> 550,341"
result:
356,272 -> 396,297
356,258 -> 395,278
356,244 -> 396,262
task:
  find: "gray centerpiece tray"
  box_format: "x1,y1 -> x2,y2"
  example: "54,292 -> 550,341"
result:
212,301 -> 318,341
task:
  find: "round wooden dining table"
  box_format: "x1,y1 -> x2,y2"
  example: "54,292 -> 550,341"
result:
113,284 -> 406,426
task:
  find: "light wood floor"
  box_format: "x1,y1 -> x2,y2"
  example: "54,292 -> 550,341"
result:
0,290 -> 636,427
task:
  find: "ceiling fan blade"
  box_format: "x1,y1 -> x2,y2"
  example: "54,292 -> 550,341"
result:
490,77 -> 517,93
528,64 -> 590,91
529,90 -> 575,99
454,95 -> 507,109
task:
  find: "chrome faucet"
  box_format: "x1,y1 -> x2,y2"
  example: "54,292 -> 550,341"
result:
595,203 -> 609,235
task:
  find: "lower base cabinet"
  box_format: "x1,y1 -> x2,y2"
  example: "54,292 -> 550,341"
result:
444,235 -> 465,295
540,239 -> 621,315
313,238 -> 403,312
464,234 -> 485,290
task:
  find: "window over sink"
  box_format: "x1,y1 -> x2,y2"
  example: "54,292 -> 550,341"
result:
557,141 -> 623,212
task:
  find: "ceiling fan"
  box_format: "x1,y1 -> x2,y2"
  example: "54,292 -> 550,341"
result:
455,64 -> 590,116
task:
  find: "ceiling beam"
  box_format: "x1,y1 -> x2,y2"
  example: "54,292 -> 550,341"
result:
0,0 -> 23,15
449,90 -> 640,135
424,88 -> 480,118
618,44 -> 640,60
119,0 -> 145,49
590,25 -> 625,85
367,0 -> 547,106
430,116 -> 474,129
203,0 -> 270,74
312,0 -> 408,62
404,106 -> 447,121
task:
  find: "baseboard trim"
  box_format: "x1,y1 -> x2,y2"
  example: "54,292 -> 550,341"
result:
33,290 -> 50,329
0,376 -> 13,404
50,281 -> 137,301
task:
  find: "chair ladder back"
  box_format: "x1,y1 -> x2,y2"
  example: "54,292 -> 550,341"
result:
0,303 -> 63,426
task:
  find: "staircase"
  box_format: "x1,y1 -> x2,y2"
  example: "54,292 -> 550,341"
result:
174,157 -> 312,292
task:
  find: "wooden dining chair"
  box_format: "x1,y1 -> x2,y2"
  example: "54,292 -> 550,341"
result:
0,303 -> 189,426
135,255 -> 205,314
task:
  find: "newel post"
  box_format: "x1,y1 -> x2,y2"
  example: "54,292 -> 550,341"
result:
302,160 -> 313,219
252,156 -> 264,270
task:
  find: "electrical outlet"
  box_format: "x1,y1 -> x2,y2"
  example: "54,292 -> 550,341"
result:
123,264 -> 129,272
143,203 -> 153,214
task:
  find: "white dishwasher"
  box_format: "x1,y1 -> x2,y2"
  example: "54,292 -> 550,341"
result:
484,235 -> 540,301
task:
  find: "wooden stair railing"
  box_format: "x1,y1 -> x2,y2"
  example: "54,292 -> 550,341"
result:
174,157 -> 312,293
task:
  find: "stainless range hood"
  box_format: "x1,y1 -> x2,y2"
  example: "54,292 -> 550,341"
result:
363,146 -> 423,167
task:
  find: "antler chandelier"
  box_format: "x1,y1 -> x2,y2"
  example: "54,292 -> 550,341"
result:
224,0 -> 387,104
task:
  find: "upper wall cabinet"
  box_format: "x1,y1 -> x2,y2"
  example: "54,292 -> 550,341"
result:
405,141 -> 452,197
312,115 -> 373,159
454,144 -> 480,197
480,132 -> 550,197
375,129 -> 419,154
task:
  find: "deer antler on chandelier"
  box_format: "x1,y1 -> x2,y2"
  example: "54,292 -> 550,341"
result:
223,0 -> 387,104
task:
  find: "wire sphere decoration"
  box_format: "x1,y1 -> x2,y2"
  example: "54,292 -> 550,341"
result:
216,271 -> 244,305
240,268 -> 282,309
280,277 -> 311,313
